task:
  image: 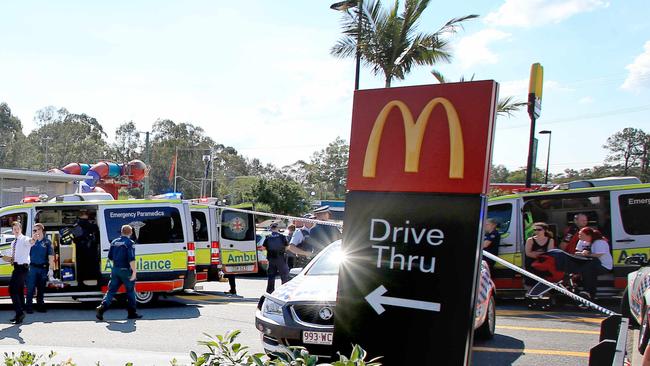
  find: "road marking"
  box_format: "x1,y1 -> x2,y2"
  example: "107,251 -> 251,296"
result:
496,309 -> 604,324
473,347 -> 589,358
496,325 -> 600,335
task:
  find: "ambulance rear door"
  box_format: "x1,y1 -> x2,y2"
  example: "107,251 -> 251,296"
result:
190,205 -> 211,282
219,208 -> 258,274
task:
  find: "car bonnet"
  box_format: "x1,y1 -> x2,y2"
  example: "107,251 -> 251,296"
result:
271,274 -> 339,303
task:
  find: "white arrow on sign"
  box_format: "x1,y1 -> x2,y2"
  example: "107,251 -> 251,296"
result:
365,285 -> 441,315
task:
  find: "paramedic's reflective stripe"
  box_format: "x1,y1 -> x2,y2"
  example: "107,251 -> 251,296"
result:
482,252 -> 616,316
215,206 -> 343,228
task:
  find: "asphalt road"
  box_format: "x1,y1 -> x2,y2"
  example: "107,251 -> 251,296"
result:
0,278 -> 627,365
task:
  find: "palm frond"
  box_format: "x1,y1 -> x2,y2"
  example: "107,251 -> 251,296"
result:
435,14 -> 479,35
430,69 -> 446,83
497,96 -> 527,117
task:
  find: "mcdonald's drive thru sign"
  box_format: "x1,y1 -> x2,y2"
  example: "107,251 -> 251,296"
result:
334,81 -> 498,365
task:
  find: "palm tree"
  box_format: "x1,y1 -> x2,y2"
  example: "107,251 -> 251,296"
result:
331,0 -> 477,87
431,71 -> 528,117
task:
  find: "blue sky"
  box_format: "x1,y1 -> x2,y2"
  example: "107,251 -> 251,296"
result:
1,0 -> 649,175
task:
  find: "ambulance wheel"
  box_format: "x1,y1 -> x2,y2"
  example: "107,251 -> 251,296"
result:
476,296 -> 496,339
135,291 -> 158,305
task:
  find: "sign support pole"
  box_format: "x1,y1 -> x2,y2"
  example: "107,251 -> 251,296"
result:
525,63 -> 544,188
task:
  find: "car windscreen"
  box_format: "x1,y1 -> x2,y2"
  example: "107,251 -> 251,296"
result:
306,243 -> 342,276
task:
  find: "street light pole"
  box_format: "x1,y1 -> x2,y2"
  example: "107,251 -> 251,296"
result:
539,130 -> 552,184
331,0 -> 363,90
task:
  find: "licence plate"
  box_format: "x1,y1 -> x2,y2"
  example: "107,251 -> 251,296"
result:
302,331 -> 333,345
225,264 -> 255,272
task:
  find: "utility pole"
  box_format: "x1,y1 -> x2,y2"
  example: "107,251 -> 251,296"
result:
210,147 -> 215,198
173,146 -> 178,193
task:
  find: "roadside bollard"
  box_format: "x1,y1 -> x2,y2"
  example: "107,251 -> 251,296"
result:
589,315 -> 628,366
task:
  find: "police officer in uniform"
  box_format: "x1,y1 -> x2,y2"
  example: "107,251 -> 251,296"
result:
25,223 -> 54,313
96,225 -> 142,320
289,215 -> 315,268
482,219 -> 500,272
264,223 -> 290,294
2,221 -> 35,324
305,206 -> 341,256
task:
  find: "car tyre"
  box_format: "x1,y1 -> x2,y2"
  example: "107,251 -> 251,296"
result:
639,305 -> 650,354
135,291 -> 159,305
476,295 -> 496,339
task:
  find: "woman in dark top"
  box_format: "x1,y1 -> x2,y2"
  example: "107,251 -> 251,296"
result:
524,222 -> 556,285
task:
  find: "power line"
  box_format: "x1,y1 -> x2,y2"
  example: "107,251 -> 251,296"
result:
499,104 -> 650,130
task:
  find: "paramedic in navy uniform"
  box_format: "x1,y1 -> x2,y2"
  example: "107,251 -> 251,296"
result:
25,223 -> 55,313
2,221 -> 35,324
95,225 -> 142,320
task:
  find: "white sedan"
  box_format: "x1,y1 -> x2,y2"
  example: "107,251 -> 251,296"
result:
255,240 -> 496,357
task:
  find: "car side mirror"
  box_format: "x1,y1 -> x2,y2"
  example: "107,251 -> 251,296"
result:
625,254 -> 648,266
288,267 -> 303,279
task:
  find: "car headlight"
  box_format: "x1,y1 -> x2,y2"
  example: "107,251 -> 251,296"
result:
262,298 -> 283,316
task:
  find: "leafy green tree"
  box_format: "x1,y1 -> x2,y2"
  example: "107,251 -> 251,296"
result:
489,164 -> 510,183
254,178 -> 309,216
25,108 -> 109,170
0,102 -> 28,169
110,121 -> 143,163
504,167 -> 545,184
307,137 -> 349,199
149,119 -> 215,197
603,127 -> 648,176
331,0 -> 477,87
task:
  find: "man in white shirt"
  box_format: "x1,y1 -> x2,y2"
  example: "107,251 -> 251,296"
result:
2,221 -> 35,324
288,216 -> 315,267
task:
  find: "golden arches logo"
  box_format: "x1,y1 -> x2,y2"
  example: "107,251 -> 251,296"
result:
362,98 -> 465,179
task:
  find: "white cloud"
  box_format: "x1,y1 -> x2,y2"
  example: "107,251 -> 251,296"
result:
485,0 -> 608,28
579,96 -> 594,104
498,79 -> 573,98
454,29 -> 511,70
622,41 -> 650,91
499,79 -> 528,98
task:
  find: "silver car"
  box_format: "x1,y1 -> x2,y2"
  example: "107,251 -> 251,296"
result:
255,240 -> 496,357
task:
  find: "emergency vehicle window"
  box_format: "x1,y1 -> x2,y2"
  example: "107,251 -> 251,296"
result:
619,193 -> 650,235
0,213 -> 28,244
487,203 -> 512,235
191,211 -> 209,242
104,207 -> 184,244
221,211 -> 255,241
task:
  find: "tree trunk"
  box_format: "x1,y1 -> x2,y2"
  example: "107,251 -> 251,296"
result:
385,76 -> 391,88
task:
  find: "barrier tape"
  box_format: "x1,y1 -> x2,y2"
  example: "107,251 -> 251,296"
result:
483,251 -> 616,316
214,206 -> 343,228
215,205 -> 616,316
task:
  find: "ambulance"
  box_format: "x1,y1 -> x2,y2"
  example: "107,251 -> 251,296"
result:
0,198 -> 196,305
189,204 -> 258,281
486,180 -> 650,298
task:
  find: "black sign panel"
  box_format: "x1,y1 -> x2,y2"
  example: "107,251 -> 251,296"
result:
334,191 -> 485,365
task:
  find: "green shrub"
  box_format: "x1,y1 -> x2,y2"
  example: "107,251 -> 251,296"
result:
3,330 -> 381,366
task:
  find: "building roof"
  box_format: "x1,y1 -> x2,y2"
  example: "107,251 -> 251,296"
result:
0,168 -> 86,182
